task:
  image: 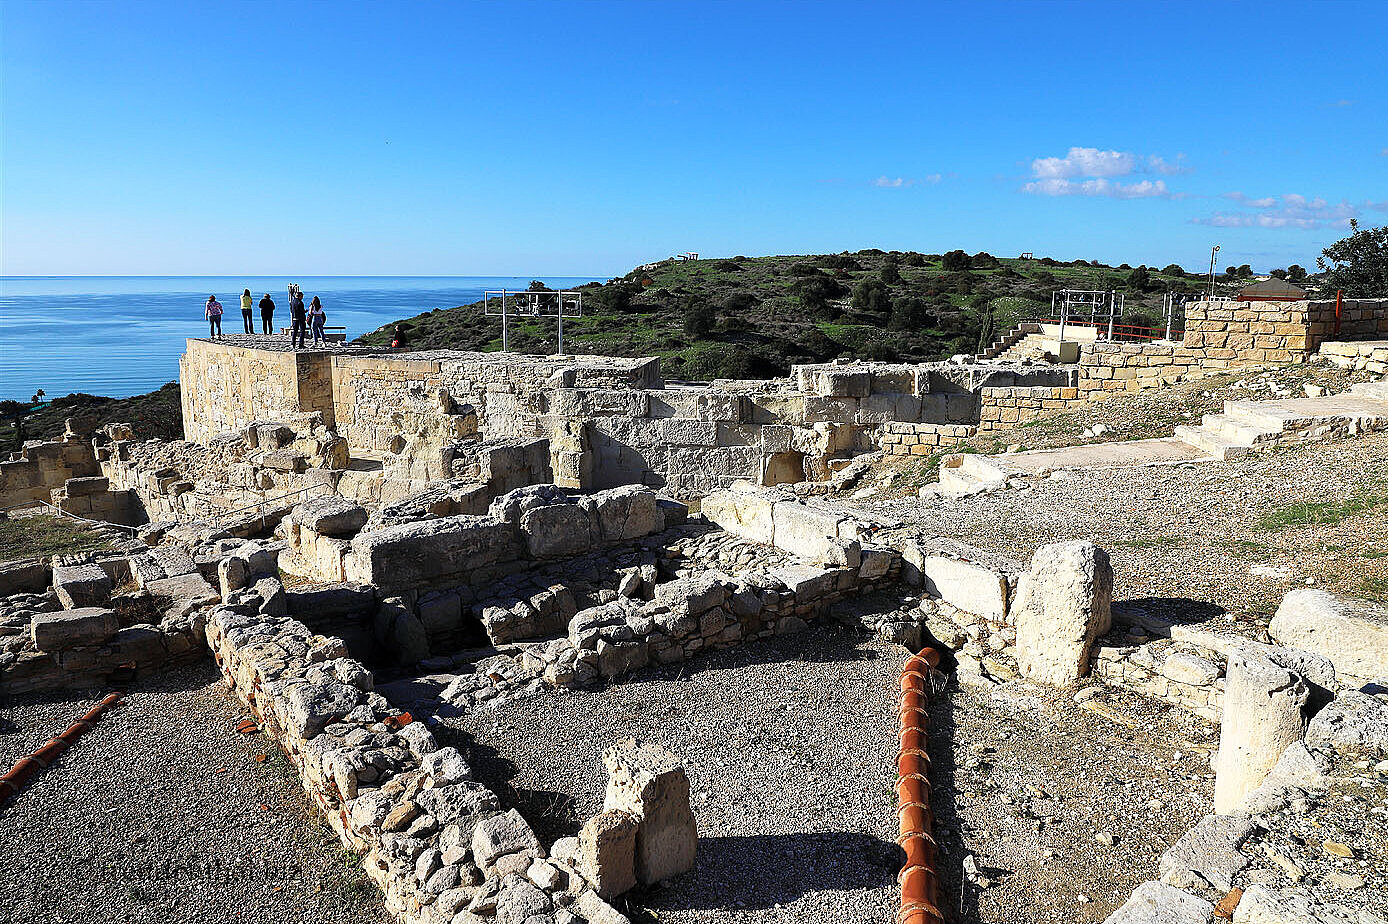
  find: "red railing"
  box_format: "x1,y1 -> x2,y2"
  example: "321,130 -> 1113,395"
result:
1036,317 -> 1183,343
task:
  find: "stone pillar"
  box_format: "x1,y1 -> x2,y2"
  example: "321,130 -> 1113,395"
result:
1013,541 -> 1113,686
579,810 -> 639,898
1213,653 -> 1310,814
601,738 -> 697,885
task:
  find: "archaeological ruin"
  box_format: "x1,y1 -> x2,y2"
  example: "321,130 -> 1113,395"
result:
2,295 -> 1388,924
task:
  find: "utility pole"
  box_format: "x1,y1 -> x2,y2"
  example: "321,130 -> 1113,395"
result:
1208,245 -> 1220,300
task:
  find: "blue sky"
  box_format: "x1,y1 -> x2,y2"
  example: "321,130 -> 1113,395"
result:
3,0 -> 1386,277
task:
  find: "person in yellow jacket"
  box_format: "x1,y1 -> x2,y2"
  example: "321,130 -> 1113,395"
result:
239,288 -> 254,334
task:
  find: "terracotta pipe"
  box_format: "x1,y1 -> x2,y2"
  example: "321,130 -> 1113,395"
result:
897,648 -> 945,924
0,692 -> 124,809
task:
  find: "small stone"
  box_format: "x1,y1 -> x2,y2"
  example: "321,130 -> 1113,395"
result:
1325,871 -> 1365,890
1095,831 -> 1117,847
1321,840 -> 1354,858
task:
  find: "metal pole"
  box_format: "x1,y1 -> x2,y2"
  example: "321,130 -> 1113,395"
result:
501,289 -> 509,352
1208,245 -> 1220,301
1165,293 -> 1173,341
1106,291 -> 1115,340
557,294 -> 564,356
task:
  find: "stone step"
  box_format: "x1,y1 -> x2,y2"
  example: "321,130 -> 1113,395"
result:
1199,413 -> 1278,445
1173,424 -> 1251,461
1349,380 -> 1388,401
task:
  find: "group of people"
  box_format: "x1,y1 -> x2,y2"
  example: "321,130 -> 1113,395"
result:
203,285 -> 328,348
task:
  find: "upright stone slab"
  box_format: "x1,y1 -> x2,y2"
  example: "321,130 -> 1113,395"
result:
601,738 -> 697,885
579,810 -> 639,899
1013,541 -> 1112,685
1269,588 -> 1388,679
1213,653 -> 1310,814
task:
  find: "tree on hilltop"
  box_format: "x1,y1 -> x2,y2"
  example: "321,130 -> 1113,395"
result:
1287,264 -> 1309,284
1318,220 -> 1388,296
941,250 -> 972,272
1127,265 -> 1152,291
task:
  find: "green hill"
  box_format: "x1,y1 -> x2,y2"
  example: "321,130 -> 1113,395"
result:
355,250 -> 1206,379
1,382 -> 183,449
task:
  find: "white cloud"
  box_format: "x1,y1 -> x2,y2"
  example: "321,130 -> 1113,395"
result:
1148,154 -> 1191,175
872,176 -> 912,188
924,173 -> 943,184
1023,177 -> 1169,199
1224,192 -> 1277,208
1330,99 -> 1355,107
1380,148 -> 1388,156
1030,147 -> 1136,179
1194,193 -> 1359,229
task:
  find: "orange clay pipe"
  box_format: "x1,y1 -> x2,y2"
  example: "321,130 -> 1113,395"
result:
898,648 -> 945,924
0,692 -> 124,809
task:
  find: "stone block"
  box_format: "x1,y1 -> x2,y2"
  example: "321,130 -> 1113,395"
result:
0,558 -> 50,596
602,739 -> 697,885
521,503 -> 595,558
904,547 -> 1010,622
1013,541 -> 1112,686
294,495 -> 369,538
52,563 -> 112,609
700,483 -> 776,545
580,810 -> 639,899
63,475 -> 110,496
472,808 -> 542,873
1269,588 -> 1388,679
31,607 -> 119,651
1213,653 -> 1310,814
1158,815 -> 1256,894
586,485 -> 664,542
1102,881 -> 1212,924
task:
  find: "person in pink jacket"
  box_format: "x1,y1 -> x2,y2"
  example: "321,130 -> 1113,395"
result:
205,295 -> 224,338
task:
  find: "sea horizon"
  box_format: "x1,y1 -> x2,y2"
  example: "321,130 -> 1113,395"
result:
0,274 -> 604,401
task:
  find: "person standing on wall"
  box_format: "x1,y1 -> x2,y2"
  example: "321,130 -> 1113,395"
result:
205,295 -> 223,339
239,288 -> 254,334
289,285 -> 308,348
259,292 -> 276,334
308,296 -> 327,345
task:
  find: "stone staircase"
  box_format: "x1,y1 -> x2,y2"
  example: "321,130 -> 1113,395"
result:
981,323 -> 1042,360
1174,381 -> 1388,461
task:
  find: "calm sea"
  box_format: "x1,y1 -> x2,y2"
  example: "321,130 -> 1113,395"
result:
0,276 -> 601,401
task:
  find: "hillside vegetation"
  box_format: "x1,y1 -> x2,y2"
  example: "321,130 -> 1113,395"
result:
357,251 -> 1207,379
1,382 -> 183,449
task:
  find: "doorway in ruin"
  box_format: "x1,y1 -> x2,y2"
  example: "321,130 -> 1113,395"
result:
761,451 -> 806,486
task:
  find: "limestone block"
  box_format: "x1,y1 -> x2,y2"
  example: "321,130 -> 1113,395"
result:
0,558 -> 50,596
769,563 -> 839,598
31,607 -> 119,651
1101,881 -> 1212,924
521,503 -> 595,558
63,475 -> 110,496
658,418 -> 717,447
904,546 -> 1010,622
575,891 -> 633,924
294,495 -> 369,538
113,624 -> 167,663
1231,884 -> 1380,924
1158,815 -> 1256,894
472,808 -> 542,872
814,369 -> 870,398
1305,690 -> 1388,755
769,501 -> 851,564
346,515 -> 519,588
146,571 -> 220,618
601,738 -> 697,885
1213,653 -> 1310,814
1013,541 -> 1112,686
52,563 -> 113,609
1269,588 -> 1388,679
1161,652 -> 1220,687
580,810 -> 639,899
700,483 -> 776,545
653,574 -> 727,616
585,485 -> 664,542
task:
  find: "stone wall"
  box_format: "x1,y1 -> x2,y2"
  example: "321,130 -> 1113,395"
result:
0,437 -> 101,507
1303,297 -> 1388,349
877,422 -> 976,455
976,385 -> 1089,431
1320,339 -> 1388,374
180,340 -> 339,443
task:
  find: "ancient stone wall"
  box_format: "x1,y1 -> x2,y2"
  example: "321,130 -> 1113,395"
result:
0,437 -> 101,507
976,385 -> 1089,431
180,340 -> 338,443
1320,340 -> 1388,374
1303,297 -> 1388,349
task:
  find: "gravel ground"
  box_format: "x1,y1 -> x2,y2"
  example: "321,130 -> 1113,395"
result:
0,662 -> 389,924
430,625 -> 1214,924
871,431 -> 1388,627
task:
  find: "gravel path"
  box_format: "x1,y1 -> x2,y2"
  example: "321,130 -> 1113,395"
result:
430,625 -> 1213,924
872,431 -> 1388,626
0,662 -> 389,924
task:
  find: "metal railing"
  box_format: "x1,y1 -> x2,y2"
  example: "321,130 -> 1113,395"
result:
0,498 -> 141,533
1038,317 -> 1184,343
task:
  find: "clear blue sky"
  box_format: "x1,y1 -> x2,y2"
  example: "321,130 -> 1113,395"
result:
3,0 -> 1385,277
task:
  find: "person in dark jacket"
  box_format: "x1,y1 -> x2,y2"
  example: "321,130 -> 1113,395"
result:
389,325 -> 407,349
259,293 -> 275,334
289,289 -> 308,348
